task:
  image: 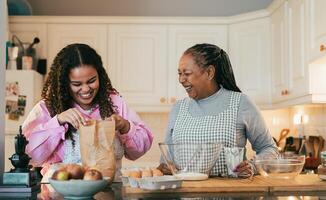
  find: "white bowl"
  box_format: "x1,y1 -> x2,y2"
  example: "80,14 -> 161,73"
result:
49,179 -> 108,199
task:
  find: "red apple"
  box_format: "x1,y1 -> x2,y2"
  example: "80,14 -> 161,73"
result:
52,169 -> 70,181
83,169 -> 103,180
65,164 -> 85,179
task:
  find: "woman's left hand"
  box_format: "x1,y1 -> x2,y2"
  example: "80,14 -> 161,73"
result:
234,160 -> 254,178
111,114 -> 130,134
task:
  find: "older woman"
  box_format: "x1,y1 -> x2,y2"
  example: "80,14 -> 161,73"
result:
159,43 -> 278,178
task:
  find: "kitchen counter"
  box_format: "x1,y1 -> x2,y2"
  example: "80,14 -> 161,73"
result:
3,174 -> 326,199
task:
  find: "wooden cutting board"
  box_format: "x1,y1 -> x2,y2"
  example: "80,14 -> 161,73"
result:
123,174 -> 326,194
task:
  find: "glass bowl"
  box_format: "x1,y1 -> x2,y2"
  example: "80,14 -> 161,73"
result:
159,143 -> 223,180
254,154 -> 305,179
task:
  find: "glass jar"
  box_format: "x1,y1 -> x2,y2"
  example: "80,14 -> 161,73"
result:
317,151 -> 326,180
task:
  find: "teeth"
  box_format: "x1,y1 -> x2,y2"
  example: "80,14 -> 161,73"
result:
184,86 -> 192,91
80,93 -> 91,98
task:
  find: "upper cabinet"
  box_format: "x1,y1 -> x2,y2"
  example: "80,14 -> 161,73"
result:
10,2 -> 326,112
270,0 -> 326,106
107,24 -> 168,112
229,18 -> 271,108
307,0 -> 326,62
270,2 -> 289,103
108,24 -> 228,112
168,25 -> 228,105
271,0 -> 308,104
48,24 -> 107,72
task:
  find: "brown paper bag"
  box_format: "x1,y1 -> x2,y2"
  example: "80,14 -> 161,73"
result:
79,118 -> 116,182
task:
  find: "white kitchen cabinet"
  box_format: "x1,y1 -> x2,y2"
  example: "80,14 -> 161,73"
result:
9,23 -> 47,59
168,25 -> 228,105
286,0 -> 308,99
108,24 -> 169,112
229,18 -> 271,108
271,0 -> 308,103
270,2 -> 289,103
48,24 -> 107,73
307,0 -> 326,62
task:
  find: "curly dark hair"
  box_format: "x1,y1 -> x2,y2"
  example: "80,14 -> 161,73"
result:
42,43 -> 117,140
184,43 -> 241,92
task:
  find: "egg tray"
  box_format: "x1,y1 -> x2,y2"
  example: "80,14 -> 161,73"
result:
122,175 -> 182,190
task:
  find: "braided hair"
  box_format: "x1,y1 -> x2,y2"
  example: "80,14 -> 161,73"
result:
183,43 -> 241,92
41,43 -> 117,141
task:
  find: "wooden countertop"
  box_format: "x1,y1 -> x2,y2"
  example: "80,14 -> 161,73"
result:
123,174 -> 326,195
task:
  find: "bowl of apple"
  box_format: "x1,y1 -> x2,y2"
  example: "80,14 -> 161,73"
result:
49,164 -> 108,199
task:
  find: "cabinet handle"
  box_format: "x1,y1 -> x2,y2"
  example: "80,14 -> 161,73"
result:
170,97 -> 176,104
160,97 -> 166,103
320,44 -> 325,52
284,90 -> 289,95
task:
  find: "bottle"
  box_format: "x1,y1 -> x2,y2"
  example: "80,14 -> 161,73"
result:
317,151 -> 326,180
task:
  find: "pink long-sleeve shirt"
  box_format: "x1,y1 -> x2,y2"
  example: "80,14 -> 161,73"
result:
22,93 -> 154,168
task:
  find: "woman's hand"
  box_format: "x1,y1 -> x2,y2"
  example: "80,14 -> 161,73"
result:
157,163 -> 173,175
234,160 -> 254,178
57,108 -> 88,129
111,114 -> 130,134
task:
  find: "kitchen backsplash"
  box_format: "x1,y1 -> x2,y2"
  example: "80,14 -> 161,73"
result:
122,105 -> 326,168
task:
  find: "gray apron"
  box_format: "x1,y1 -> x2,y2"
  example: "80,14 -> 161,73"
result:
172,91 -> 241,176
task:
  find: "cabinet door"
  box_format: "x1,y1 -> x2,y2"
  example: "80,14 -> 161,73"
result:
271,2 -> 289,102
229,18 -> 271,107
108,24 -> 168,112
9,23 -> 47,59
168,25 -> 228,103
48,24 -> 107,73
287,0 -> 308,98
308,0 -> 326,62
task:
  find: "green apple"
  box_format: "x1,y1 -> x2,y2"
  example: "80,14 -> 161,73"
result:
52,170 -> 70,181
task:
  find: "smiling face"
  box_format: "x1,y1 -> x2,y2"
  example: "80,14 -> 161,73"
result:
69,65 -> 100,110
178,54 -> 218,100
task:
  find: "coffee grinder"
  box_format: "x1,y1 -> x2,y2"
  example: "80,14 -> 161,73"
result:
2,126 -> 38,187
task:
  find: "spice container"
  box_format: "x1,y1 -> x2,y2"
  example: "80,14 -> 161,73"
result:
317,151 -> 326,180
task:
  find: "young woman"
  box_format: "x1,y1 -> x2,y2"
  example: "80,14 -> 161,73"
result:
22,43 -> 154,179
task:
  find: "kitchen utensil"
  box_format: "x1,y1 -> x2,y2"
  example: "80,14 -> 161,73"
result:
159,143 -> 223,180
12,35 -> 39,70
313,136 -> 320,158
254,154 -> 305,179
276,129 -> 290,147
28,37 -> 40,49
181,144 -> 202,173
317,136 -> 325,159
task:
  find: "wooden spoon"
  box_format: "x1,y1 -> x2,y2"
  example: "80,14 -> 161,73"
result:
312,136 -> 320,158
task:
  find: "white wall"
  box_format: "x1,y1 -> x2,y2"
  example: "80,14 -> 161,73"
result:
0,1 -> 8,173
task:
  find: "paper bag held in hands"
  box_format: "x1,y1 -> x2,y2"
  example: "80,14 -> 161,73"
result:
79,118 -> 116,182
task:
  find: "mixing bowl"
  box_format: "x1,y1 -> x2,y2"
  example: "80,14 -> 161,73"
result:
254,154 -> 305,179
159,143 -> 223,180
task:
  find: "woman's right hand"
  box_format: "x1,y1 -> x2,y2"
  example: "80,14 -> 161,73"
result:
157,163 -> 173,175
57,108 -> 88,129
